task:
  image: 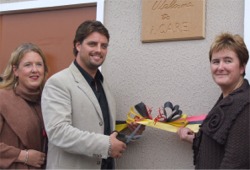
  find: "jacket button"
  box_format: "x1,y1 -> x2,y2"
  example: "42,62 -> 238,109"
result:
99,122 -> 103,126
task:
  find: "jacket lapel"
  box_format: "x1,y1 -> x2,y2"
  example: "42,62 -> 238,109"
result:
68,63 -> 103,121
1,90 -> 41,149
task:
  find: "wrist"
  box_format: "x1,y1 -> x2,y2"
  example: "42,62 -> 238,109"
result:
107,137 -> 112,157
24,149 -> 29,164
16,150 -> 26,163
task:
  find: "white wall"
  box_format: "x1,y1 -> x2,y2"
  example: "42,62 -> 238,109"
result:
245,0 -> 250,81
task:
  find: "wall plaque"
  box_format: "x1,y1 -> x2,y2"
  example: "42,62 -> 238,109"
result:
141,0 -> 206,42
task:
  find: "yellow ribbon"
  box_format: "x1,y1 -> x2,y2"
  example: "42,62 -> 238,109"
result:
122,107 -> 201,133
126,107 -> 144,123
115,107 -> 145,132
115,123 -> 127,132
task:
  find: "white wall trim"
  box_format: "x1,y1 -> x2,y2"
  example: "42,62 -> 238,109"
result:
244,0 -> 250,81
0,0 -> 105,22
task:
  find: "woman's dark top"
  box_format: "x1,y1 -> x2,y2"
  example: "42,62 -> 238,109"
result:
193,79 -> 249,169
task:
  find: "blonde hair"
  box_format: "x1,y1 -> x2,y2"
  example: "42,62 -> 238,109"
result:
0,43 -> 48,89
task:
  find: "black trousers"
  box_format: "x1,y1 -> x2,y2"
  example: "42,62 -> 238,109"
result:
101,157 -> 114,169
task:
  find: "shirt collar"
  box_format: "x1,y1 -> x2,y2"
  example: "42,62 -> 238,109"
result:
74,60 -> 104,85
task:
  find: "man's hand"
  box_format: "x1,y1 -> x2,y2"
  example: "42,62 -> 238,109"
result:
109,131 -> 127,158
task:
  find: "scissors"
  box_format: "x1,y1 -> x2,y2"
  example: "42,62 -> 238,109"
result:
116,102 -> 147,144
116,124 -> 142,144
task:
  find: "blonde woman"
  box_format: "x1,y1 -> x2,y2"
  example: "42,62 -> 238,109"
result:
0,43 -> 48,169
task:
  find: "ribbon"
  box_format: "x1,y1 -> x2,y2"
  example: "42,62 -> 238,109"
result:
116,105 -> 207,133
115,120 -> 128,132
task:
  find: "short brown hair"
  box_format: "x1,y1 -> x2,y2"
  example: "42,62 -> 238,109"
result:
73,20 -> 110,57
209,33 -> 249,76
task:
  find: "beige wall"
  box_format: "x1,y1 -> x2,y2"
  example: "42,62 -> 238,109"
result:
102,0 -> 244,169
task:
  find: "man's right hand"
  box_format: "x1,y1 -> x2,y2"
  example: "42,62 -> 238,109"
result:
109,131 -> 127,158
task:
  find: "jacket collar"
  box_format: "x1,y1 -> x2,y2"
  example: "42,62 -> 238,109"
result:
201,79 -> 250,144
68,62 -> 105,123
216,79 -> 249,107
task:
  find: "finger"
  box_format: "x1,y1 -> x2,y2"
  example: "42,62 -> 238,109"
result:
122,143 -> 127,149
127,123 -> 135,131
40,156 -> 45,162
139,125 -> 145,132
116,152 -> 122,158
111,131 -> 118,137
38,158 -> 43,165
138,124 -> 145,130
177,127 -> 182,135
34,163 -> 41,168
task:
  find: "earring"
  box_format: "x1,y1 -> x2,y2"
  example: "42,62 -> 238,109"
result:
14,76 -> 18,89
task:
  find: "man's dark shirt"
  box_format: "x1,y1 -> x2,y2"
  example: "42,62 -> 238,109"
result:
74,60 -> 114,169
